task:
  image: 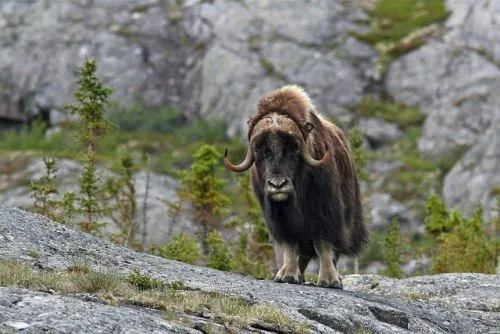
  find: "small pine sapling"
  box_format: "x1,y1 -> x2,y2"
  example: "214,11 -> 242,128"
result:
382,217 -> 404,278
30,157 -> 60,221
63,58 -> 113,235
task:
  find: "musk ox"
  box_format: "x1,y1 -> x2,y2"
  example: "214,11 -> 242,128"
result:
224,85 -> 369,289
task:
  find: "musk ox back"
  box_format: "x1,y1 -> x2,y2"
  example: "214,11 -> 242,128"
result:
224,85 -> 369,289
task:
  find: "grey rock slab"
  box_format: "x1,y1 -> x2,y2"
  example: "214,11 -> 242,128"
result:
445,0 -> 500,63
0,287 -> 199,334
0,0 -> 207,122
0,204 -> 499,333
443,121 -> 500,220
387,41 -> 500,157
198,0 -> 375,136
358,118 -> 403,148
367,193 -> 420,232
344,274 -> 500,312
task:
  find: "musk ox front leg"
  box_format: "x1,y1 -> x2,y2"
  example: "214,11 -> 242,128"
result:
314,240 -> 343,289
273,243 -> 301,284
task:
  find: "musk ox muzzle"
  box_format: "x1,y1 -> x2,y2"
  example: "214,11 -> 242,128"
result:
266,177 -> 293,202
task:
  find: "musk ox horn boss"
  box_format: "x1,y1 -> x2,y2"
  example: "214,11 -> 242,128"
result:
224,85 -> 369,289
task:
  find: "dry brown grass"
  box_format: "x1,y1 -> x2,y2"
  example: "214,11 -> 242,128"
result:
0,258 -> 309,333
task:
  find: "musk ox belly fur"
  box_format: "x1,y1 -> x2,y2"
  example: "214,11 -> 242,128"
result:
225,85 -> 369,260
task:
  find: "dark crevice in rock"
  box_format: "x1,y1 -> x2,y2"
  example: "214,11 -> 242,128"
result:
298,308 -> 358,334
368,305 -> 409,329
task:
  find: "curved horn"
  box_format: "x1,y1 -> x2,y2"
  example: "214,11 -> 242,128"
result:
299,140 -> 330,167
224,147 -> 254,172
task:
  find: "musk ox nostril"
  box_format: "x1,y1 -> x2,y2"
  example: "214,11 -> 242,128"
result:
268,178 -> 287,189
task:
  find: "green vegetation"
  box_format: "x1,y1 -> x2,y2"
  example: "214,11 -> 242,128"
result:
424,195 -> 497,274
104,153 -> 139,248
63,58 -> 114,235
348,126 -> 373,182
153,233 -> 201,265
30,157 -> 60,221
380,127 -> 442,201
352,0 -> 449,73
127,268 -> 165,290
206,230 -> 235,271
354,0 -> 448,45
351,96 -> 425,130
359,231 -> 384,268
381,217 -> 404,278
232,174 -> 274,279
0,120 -> 73,153
176,144 -> 231,241
0,258 -> 309,333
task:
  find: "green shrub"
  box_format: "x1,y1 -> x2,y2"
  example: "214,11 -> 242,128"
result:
73,269 -> 122,294
107,103 -> 185,133
206,230 -> 235,272
352,96 -> 425,129
347,127 -> 372,182
176,144 -> 231,241
154,233 -> 201,265
424,195 -> 497,274
0,120 -> 74,153
353,0 -> 449,45
359,231 -> 385,267
382,217 -> 404,278
127,269 -> 165,290
233,230 -> 269,279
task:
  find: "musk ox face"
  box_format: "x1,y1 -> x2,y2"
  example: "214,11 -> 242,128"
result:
224,112 -> 330,175
252,131 -> 300,202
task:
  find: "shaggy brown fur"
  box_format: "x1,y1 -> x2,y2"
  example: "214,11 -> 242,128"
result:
248,85 -> 368,256
226,85 -> 369,288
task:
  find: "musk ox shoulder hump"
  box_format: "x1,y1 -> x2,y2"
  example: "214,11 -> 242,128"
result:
254,85 -> 317,128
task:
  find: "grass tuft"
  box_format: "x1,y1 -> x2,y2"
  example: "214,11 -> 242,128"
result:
0,257 -> 309,333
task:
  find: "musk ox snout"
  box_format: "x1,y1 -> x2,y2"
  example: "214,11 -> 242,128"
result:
265,177 -> 293,201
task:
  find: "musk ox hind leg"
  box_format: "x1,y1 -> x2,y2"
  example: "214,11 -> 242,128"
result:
314,240 -> 343,290
273,243 -> 301,284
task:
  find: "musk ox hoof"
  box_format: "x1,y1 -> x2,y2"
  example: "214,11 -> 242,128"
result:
318,280 -> 344,290
273,275 -> 300,284
282,276 -> 300,284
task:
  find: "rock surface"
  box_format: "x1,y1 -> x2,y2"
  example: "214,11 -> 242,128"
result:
384,0 -> 500,217
0,287 -> 197,334
0,0 -> 208,122
198,0 -> 376,136
443,121 -> 500,220
1,204 -> 499,334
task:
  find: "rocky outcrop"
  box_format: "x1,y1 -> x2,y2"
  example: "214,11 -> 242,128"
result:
385,0 -> 500,217
443,122 -> 500,220
0,287 -> 197,334
0,0 -> 377,133
198,1 -> 377,136
0,0 -> 209,123
0,155 -> 194,247
1,204 -> 499,334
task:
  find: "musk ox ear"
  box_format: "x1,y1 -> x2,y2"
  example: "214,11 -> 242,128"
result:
305,122 -> 315,134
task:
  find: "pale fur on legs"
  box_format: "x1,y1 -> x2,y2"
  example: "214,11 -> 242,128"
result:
314,240 -> 343,289
273,243 -> 301,284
